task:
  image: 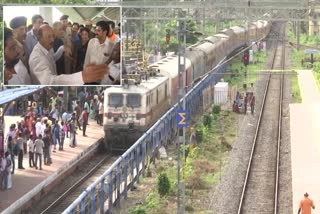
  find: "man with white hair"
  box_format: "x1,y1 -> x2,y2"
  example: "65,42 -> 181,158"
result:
29,25 -> 108,85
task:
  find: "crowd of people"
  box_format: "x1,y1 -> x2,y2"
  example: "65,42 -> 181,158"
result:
232,90 -> 255,114
4,14 -> 121,85
0,89 -> 105,191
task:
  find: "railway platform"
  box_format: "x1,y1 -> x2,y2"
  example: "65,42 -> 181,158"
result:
290,70 -> 320,213
0,117 -> 104,213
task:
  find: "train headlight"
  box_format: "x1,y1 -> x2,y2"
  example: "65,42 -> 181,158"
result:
121,113 -> 128,118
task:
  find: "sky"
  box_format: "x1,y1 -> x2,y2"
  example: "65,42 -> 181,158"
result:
3,6 -> 63,27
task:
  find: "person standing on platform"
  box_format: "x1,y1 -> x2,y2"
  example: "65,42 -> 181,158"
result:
16,133 -> 25,169
80,107 -> 88,137
98,98 -> 104,126
68,118 -> 77,147
50,104 -> 59,124
34,134 -> 44,170
298,193 -> 315,214
28,134 -> 35,168
7,136 -> 16,175
74,101 -> 82,130
5,152 -> 12,189
43,129 -> 51,165
0,153 -> 7,190
52,120 -> 60,152
251,95 -> 255,114
244,95 -> 248,114
59,121 -> 66,151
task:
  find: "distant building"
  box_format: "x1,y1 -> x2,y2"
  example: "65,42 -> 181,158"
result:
309,9 -> 320,35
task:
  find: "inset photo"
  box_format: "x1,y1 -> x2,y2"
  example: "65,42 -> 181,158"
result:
3,6 -> 121,86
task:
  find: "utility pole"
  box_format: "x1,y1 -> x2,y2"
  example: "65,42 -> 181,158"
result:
177,9 -> 187,214
297,21 -> 300,50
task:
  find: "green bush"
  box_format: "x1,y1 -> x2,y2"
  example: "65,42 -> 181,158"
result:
203,114 -> 212,127
212,105 -> 221,114
129,206 -> 147,214
157,173 -> 170,197
196,128 -> 203,143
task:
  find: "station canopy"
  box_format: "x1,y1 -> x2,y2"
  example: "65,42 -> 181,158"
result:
56,7 -> 120,25
0,86 -> 46,106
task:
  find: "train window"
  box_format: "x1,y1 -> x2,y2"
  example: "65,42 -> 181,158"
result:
109,94 -> 123,108
127,94 -> 141,108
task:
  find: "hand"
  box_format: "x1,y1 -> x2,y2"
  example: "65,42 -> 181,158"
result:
4,67 -> 16,83
64,45 -> 73,59
82,64 -> 109,83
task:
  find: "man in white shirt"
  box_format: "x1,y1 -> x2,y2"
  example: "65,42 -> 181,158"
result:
101,42 -> 121,85
4,27 -> 31,85
29,25 -> 108,85
84,20 -> 115,84
35,118 -> 42,137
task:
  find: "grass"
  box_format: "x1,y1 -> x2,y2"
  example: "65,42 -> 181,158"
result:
128,47 -> 270,214
313,71 -> 320,90
291,73 -> 302,103
226,51 -> 267,87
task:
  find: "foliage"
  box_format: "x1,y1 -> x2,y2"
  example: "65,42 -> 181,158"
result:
195,128 -> 203,143
313,70 -> 320,91
139,19 -> 199,55
212,105 -> 221,114
179,145 -> 190,159
291,72 -> 302,103
4,0 -> 88,4
203,114 -> 212,127
186,170 -> 206,190
157,173 -> 170,197
313,62 -> 320,73
145,191 -> 162,212
129,206 -> 147,214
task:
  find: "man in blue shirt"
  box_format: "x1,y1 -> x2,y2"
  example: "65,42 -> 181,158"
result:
25,15 -> 43,58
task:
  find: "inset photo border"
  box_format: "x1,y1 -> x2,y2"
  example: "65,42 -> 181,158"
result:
3,6 -> 122,86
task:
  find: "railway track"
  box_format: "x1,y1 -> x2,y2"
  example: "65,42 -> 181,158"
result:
237,24 -> 286,214
25,139 -> 118,214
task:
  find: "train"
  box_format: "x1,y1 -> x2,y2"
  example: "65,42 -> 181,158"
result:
103,20 -> 271,151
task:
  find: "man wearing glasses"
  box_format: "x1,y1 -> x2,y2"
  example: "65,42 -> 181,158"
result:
84,19 -> 96,39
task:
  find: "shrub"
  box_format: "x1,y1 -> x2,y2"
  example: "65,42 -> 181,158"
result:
146,191 -> 161,211
129,206 -> 146,214
186,170 -> 206,190
196,128 -> 203,143
157,173 -> 170,197
203,114 -> 212,127
212,105 -> 221,114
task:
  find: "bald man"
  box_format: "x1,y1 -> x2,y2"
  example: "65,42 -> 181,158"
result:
85,19 -> 96,39
29,25 -> 108,85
